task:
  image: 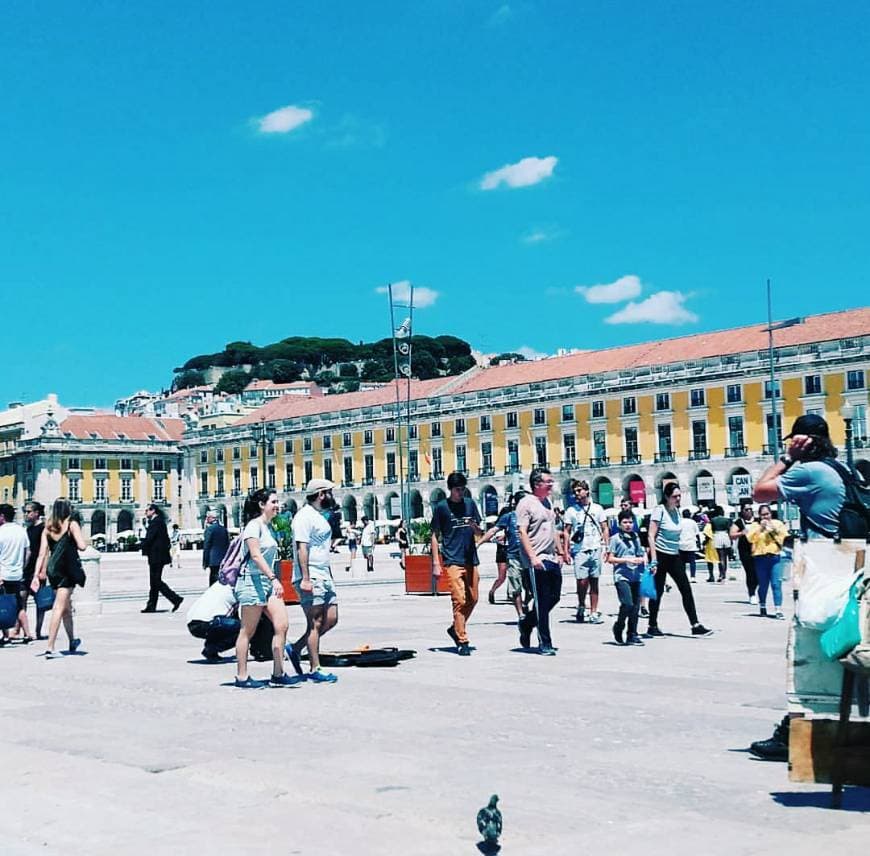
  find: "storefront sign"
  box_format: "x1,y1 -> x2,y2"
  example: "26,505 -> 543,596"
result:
696,476 -> 715,502
629,479 -> 646,505
733,473 -> 753,499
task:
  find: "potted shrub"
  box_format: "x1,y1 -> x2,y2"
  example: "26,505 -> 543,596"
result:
272,514 -> 300,605
405,520 -> 450,595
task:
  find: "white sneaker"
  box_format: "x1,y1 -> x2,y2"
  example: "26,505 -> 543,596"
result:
588,612 -> 604,625
749,595 -> 758,605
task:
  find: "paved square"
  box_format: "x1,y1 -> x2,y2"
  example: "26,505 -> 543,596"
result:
1,548 -> 867,854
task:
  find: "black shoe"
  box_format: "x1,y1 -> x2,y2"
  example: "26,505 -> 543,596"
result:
201,647 -> 221,662
626,634 -> 645,646
447,625 -> 459,647
639,606 -> 649,618
457,643 -> 471,656
749,717 -> 789,761
538,646 -> 557,656
645,626 -> 664,638
172,597 -> 184,613
488,591 -> 495,605
518,617 -> 531,648
140,606 -> 157,613
691,624 -> 713,637
576,608 -> 585,623
612,623 -> 625,645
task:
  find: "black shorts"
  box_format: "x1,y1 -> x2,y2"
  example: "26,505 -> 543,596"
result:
495,543 -> 508,564
1,581 -> 25,610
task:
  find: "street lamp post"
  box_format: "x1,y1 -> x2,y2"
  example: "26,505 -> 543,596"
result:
253,418 -> 276,492
765,279 -> 804,456
840,402 -> 855,469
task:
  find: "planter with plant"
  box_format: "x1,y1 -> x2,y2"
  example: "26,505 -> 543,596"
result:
404,519 -> 449,595
271,514 -> 300,605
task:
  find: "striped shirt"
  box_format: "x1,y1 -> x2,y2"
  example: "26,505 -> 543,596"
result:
651,505 -> 682,556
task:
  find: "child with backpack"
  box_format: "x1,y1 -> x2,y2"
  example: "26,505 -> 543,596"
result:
606,509 -> 647,645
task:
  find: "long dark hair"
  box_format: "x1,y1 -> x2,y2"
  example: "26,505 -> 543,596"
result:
800,435 -> 838,461
47,498 -> 74,535
147,503 -> 167,522
243,488 -> 275,525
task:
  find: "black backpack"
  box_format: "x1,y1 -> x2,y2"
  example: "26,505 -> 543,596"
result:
808,459 -> 870,542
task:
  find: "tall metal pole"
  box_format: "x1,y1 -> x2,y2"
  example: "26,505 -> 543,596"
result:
405,284 -> 414,526
766,278 -> 780,456
388,286 -> 407,529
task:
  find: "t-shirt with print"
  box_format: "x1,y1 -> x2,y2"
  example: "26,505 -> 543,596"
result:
651,505 -> 682,556
609,530 -> 645,583
778,460 -> 845,537
495,510 -> 521,559
515,495 -> 558,565
0,522 -> 29,582
678,516 -> 701,553
564,502 -> 605,554
292,504 -> 334,582
432,498 -> 481,567
360,522 -> 376,547
242,519 -> 277,579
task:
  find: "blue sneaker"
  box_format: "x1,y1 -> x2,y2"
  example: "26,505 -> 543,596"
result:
308,668 -> 338,684
69,638 -> 81,653
269,673 -> 305,687
285,644 -> 304,676
234,676 -> 266,689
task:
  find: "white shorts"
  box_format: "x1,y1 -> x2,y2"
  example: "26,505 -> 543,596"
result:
572,550 -> 601,580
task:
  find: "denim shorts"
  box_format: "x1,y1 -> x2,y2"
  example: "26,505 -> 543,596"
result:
572,549 -> 601,580
234,572 -> 271,607
296,576 -> 337,609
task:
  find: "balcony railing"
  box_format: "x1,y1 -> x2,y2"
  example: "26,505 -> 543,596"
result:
621,454 -> 641,466
560,459 -> 579,471
384,474 -> 398,485
725,446 -> 747,458
341,479 -> 355,488
688,448 -> 710,461
504,464 -> 521,475
408,471 -> 420,482
534,460 -> 549,470
198,491 -> 209,498
589,456 -> 610,468
214,490 -> 225,498
282,483 -> 295,492
654,452 -> 675,464
428,471 -> 444,482
362,476 -> 375,486
478,466 -> 495,477
453,468 -> 469,477
763,444 -> 779,455
231,489 -> 242,496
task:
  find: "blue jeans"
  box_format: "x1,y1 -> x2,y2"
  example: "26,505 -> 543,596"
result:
614,580 -> 641,638
754,555 -> 782,609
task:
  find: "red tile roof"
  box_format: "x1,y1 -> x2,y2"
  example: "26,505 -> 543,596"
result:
452,307 -> 870,394
61,414 -> 185,441
244,379 -> 323,395
237,378 -> 450,425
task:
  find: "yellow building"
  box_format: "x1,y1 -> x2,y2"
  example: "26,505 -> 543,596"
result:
185,308 -> 870,526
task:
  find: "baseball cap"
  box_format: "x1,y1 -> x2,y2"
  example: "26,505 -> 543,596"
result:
783,413 -> 829,440
305,478 -> 335,496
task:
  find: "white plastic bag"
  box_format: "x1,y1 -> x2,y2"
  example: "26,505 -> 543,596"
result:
794,539 -> 864,631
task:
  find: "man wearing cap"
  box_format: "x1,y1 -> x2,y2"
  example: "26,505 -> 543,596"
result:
202,510 -> 230,586
288,478 -> 340,683
749,413 -> 846,761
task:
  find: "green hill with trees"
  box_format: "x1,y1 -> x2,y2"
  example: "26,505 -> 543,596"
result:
172,335 -> 476,393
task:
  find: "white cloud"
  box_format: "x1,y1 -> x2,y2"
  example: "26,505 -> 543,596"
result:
375,280 -> 440,308
575,274 -> 643,304
480,155 -> 557,190
605,291 -> 699,325
515,345 -> 548,360
521,225 -> 565,245
256,104 -> 314,134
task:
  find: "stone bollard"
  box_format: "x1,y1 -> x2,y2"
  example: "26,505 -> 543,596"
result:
76,546 -> 103,615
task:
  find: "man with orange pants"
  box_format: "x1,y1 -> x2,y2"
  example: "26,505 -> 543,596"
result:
431,471 -> 483,657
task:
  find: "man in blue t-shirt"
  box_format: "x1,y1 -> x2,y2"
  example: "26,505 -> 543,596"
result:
751,413 -> 846,761
480,492 -> 527,619
431,471 -> 483,656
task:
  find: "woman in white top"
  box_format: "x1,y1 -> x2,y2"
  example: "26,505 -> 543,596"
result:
678,509 -> 701,581
233,489 -> 295,689
646,483 -> 712,637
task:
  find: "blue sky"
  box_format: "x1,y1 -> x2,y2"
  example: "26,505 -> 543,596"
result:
2,1 -> 868,407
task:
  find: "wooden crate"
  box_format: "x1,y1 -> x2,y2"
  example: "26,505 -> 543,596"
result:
789,716 -> 870,785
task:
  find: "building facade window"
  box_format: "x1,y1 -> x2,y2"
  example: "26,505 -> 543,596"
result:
481,441 -> 493,471
623,396 -> 636,416
216,448 -> 224,463
303,437 -> 312,452
216,471 -> 224,496
431,448 -> 442,477
563,434 -> 576,464
430,422 -> 441,438
507,439 -> 519,470
250,467 -> 258,490
561,404 -> 574,422
364,455 -> 375,482
303,461 -> 313,484
94,457 -> 107,470
120,457 -> 132,470
480,414 -> 491,431
690,389 -> 705,407
322,460 -> 331,483
656,393 -> 670,411
249,445 -> 258,457
853,405 -> 868,445
692,420 -> 707,452
593,430 -> 607,460
534,436 -> 547,466
153,478 -> 164,502
408,449 -> 419,480
533,408 -> 546,426
152,459 -> 166,472
726,384 -> 742,404
322,435 -> 331,450
233,446 -> 241,460
233,469 -> 241,493
385,427 -> 396,443
409,424 -> 418,439
657,424 -> 673,454
454,418 -> 466,435
804,374 -> 822,395
728,416 -> 744,450
847,369 -> 865,390
200,472 -> 209,497
764,379 -> 781,398
591,400 -> 605,419
94,477 -> 106,502
382,451 -> 395,481
455,444 -> 467,473
200,450 -> 208,464
364,430 -> 373,445
624,427 -> 639,460
343,432 -> 352,447
67,457 -> 81,470
68,478 -> 80,501
121,477 -> 132,502
285,462 -> 294,488
265,464 -> 274,488
343,456 -> 353,484
284,439 -> 293,454
506,411 -> 518,429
